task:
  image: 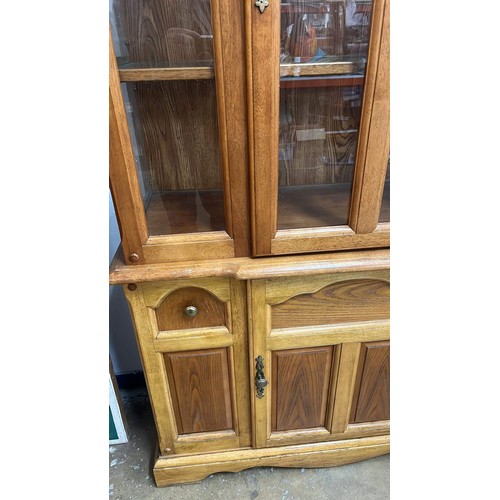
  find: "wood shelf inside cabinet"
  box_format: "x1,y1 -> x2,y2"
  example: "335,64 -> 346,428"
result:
146,189 -> 225,236
277,183 -> 389,230
119,66 -> 215,82
280,61 -> 363,78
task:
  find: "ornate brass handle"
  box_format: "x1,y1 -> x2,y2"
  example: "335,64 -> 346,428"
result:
255,0 -> 269,14
255,355 -> 268,398
184,305 -> 198,318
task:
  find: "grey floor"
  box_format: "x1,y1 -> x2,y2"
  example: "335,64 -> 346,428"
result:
109,386 -> 390,499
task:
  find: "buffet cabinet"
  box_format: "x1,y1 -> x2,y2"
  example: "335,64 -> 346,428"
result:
109,0 -> 390,487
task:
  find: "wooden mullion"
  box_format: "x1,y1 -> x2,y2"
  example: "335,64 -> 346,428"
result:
249,0 -> 280,255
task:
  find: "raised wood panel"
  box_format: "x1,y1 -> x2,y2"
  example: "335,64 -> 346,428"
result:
155,287 -> 226,330
164,348 -> 233,434
350,341 -> 390,423
272,347 -> 333,432
272,279 -> 390,329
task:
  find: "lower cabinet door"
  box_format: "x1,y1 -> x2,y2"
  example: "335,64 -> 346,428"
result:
249,271 -> 390,448
124,278 -> 251,456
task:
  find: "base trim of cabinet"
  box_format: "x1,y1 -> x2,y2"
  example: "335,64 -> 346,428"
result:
153,434 -> 389,487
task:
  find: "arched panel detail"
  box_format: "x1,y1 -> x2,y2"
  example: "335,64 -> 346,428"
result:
156,286 -> 226,330
271,279 -> 389,329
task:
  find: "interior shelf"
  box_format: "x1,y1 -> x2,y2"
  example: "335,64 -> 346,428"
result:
280,60 -> 363,78
119,66 -> 214,82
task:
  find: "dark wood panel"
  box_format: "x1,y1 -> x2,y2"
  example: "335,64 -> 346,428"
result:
272,279 -> 389,329
164,349 -> 233,434
272,347 -> 333,431
350,342 -> 390,424
156,286 -> 226,330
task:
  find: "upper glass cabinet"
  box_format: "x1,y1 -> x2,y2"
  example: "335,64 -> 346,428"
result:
250,0 -> 390,255
109,0 -> 389,265
109,0 -> 249,264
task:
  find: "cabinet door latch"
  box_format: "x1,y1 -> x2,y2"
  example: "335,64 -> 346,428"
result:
255,355 -> 268,398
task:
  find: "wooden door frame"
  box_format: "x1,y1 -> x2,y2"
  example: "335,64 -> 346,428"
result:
248,0 -> 390,257
109,0 -> 250,265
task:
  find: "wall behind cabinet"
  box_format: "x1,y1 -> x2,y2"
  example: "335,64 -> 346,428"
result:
109,192 -> 142,375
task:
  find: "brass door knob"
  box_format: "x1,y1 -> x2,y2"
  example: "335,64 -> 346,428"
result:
184,305 -> 198,318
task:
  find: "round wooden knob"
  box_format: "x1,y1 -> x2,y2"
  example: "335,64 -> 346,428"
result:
184,306 -> 198,318
128,253 -> 139,262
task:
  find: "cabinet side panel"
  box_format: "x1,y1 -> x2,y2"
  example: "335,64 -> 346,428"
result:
350,341 -> 390,423
164,348 -> 233,434
272,347 -> 333,431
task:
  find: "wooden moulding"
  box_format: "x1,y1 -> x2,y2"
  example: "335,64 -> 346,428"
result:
153,435 -> 389,487
109,247 -> 389,284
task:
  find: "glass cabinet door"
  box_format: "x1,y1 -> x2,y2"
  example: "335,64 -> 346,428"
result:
109,0 -> 249,264
250,0 -> 390,255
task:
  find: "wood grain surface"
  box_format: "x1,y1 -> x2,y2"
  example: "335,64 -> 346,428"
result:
109,248 -> 390,284
350,341 -> 390,423
155,286 -> 226,330
112,0 -> 214,66
272,347 -> 333,431
272,279 -> 390,328
124,80 -> 222,192
349,0 -> 390,233
153,435 -> 390,486
278,85 -> 361,189
146,190 -> 225,235
164,348 -> 233,434
119,66 -> 215,81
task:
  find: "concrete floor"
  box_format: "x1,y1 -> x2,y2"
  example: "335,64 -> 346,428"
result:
109,386 -> 390,499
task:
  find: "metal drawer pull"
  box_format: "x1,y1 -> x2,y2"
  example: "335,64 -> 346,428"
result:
255,0 -> 269,14
255,355 -> 268,398
184,305 -> 198,318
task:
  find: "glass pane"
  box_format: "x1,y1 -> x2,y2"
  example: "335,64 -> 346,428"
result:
111,1 -> 225,236
379,157 -> 390,222
110,0 -> 214,68
277,0 -> 373,230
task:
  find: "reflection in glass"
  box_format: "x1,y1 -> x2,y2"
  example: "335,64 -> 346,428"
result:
110,0 -> 215,68
277,0 -> 373,230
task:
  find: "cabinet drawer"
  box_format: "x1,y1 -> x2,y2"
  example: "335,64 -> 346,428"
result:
268,273 -> 390,330
155,286 -> 227,331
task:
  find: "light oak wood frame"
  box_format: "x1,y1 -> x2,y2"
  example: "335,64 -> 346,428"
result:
248,0 -> 390,256
249,271 -> 390,449
109,0 -> 250,265
123,277 -> 251,456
